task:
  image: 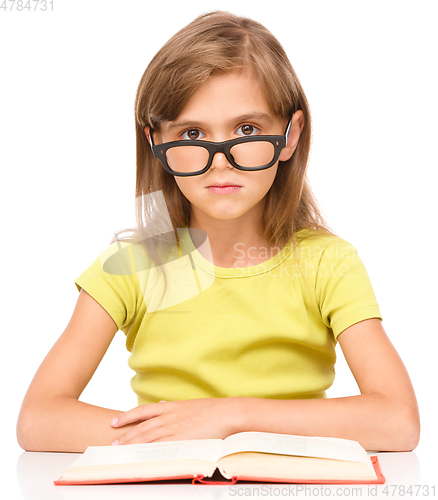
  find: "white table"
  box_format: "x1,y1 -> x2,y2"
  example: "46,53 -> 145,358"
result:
13,448 -> 434,500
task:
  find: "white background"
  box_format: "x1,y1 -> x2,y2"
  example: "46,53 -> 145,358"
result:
1,0 -> 437,495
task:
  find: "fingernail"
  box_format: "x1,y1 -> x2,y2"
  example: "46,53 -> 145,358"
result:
159,400 -> 166,403
110,417 -> 118,426
111,440 -> 118,446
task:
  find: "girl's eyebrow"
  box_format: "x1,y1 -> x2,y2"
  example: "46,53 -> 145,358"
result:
167,112 -> 274,131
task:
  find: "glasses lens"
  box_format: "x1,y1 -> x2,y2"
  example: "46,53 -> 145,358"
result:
230,141 -> 275,168
166,146 -> 210,174
164,140 -> 277,174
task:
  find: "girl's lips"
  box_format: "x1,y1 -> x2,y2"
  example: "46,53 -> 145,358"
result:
206,185 -> 242,194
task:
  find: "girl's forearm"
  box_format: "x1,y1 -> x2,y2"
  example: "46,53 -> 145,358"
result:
17,396 -> 137,453
232,394 -> 420,452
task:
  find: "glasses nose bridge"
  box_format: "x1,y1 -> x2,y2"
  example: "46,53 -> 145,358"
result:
209,141 -> 233,165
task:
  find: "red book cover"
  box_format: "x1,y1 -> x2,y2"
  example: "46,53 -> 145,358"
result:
55,456 -> 385,485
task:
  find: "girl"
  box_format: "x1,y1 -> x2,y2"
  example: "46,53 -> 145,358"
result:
17,11 -> 419,453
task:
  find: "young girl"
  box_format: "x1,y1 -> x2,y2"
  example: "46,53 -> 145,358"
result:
17,11 -> 419,454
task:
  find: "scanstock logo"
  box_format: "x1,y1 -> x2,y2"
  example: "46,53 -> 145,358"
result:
100,191 -> 215,312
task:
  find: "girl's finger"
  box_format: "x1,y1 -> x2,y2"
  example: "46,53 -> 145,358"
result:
114,418 -> 167,445
110,403 -> 163,427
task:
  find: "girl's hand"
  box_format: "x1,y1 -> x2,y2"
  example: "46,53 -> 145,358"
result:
110,397 -> 244,445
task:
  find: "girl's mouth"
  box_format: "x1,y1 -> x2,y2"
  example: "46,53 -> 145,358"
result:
206,185 -> 242,194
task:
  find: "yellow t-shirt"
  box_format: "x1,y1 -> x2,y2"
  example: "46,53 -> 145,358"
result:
75,229 -> 382,405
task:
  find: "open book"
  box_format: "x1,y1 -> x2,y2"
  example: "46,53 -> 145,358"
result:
54,431 -> 385,485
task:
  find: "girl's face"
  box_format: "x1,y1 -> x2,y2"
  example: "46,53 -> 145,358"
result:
147,71 -> 303,230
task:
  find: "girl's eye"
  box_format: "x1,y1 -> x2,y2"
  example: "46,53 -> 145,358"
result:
181,129 -> 205,140
237,124 -> 259,136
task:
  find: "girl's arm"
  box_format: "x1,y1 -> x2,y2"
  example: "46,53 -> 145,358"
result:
17,290 -> 138,452
111,318 -> 420,451
235,317 -> 420,451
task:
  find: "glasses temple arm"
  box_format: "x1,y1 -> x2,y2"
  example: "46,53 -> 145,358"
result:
284,117 -> 293,141
148,127 -> 155,147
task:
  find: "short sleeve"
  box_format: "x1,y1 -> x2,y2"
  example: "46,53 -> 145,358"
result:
74,241 -> 144,330
315,239 -> 382,339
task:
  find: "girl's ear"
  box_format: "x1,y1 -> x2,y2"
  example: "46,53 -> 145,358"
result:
279,110 -> 305,162
144,126 -> 152,146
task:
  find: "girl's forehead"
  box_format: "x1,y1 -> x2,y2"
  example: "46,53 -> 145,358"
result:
172,71 -> 275,123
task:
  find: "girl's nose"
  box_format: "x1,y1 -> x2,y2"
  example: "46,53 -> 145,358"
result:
210,151 -> 233,170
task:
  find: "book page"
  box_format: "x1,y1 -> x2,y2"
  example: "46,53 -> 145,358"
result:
218,453 -> 377,482
70,439 -> 222,468
220,432 -> 371,468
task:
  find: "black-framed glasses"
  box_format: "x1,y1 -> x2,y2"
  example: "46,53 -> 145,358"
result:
148,119 -> 292,177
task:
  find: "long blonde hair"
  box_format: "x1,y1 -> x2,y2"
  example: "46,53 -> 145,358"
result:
116,10 -> 333,252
